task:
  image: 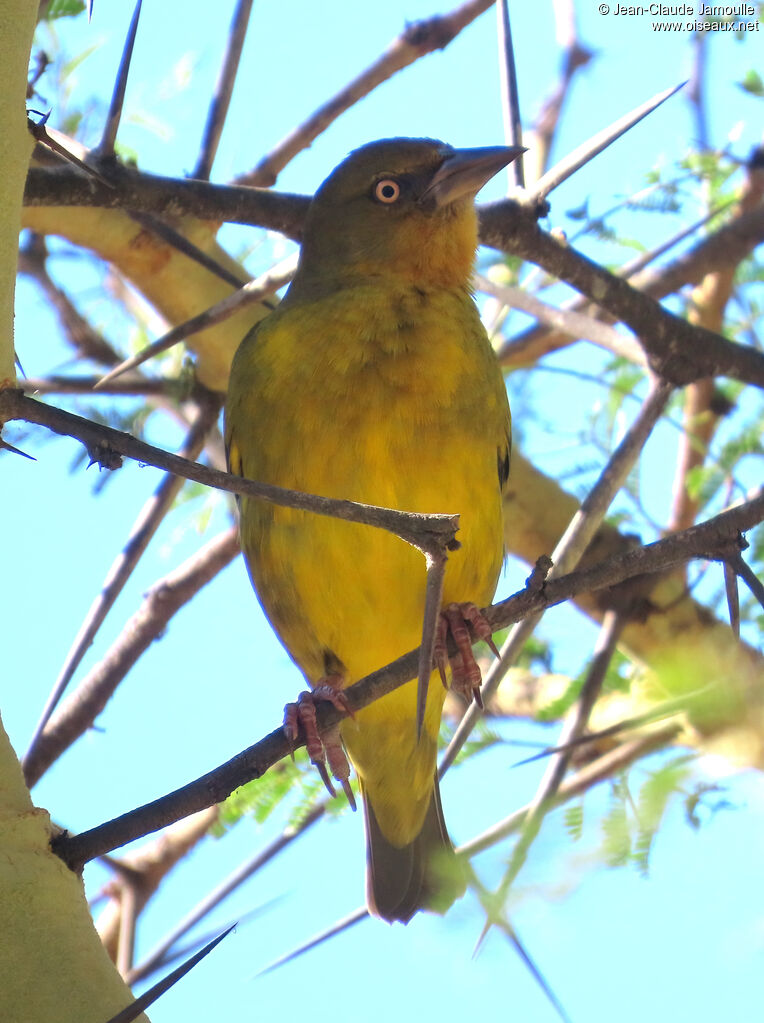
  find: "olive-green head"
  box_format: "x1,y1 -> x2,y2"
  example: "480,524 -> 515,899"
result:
289,137 -> 523,294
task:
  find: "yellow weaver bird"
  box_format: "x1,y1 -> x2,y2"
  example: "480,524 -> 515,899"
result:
225,138 -> 519,922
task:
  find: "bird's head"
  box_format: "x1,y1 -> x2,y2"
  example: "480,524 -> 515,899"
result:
290,138 -> 523,294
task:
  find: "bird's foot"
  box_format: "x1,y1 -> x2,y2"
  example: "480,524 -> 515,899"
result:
434,602 -> 500,709
283,677 -> 357,810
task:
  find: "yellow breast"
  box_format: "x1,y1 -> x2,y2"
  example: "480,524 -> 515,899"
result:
226,279 -> 510,842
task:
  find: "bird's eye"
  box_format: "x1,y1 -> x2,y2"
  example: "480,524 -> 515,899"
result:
373,178 -> 401,204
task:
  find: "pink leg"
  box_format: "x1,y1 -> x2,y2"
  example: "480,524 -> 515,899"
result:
433,602 -> 501,707
283,676 -> 356,810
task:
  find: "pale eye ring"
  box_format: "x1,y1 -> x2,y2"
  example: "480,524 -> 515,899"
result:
374,178 -> 401,204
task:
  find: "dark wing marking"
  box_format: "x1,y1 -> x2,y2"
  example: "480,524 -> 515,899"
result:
497,434 -> 511,491
322,648 -> 347,678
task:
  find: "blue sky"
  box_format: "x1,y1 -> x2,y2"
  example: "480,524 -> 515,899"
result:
5,1 -> 764,1020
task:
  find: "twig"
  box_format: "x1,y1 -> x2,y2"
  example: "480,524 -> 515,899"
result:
257,722 -> 680,975
127,801 -> 325,984
116,880 -> 138,977
526,0 -> 592,182
475,272 -> 646,364
27,49 -> 50,99
629,195 -> 764,300
21,392 -> 222,767
512,689 -> 710,767
30,156 -> 750,396
19,375 -> 185,397
35,124 -> 253,297
484,610 -> 627,922
668,377 -> 719,534
23,527 -> 240,787
96,808 -> 219,963
95,254 -> 297,388
17,235 -> 121,366
496,0 -> 524,189
103,926 -> 234,1023
126,210 -> 248,290
23,166 -> 764,387
668,157 -> 763,535
729,551 -> 764,612
534,611 -> 626,797
496,201 -> 733,369
686,32 -> 709,152
0,390 -> 460,558
440,378 -> 673,774
193,0 -> 254,180
616,200 -> 733,280
24,164 -> 311,241
479,205 -> 764,389
529,81 -> 686,202
459,723 -> 681,859
49,493 -> 760,872
238,0 -> 496,187
93,0 -> 143,159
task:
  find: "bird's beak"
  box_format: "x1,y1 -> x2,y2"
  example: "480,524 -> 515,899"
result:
419,145 -> 526,209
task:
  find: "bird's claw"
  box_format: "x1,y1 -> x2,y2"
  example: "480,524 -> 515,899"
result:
433,602 -> 499,708
283,682 -> 357,810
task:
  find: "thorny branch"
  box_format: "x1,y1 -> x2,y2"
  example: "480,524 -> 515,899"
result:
22,163 -> 764,390
258,719 -> 685,977
668,157 -> 764,537
23,163 -> 311,239
0,390 -> 459,558
23,528 -> 241,788
193,0 -> 254,181
22,391 -> 223,763
125,801 -> 326,984
478,205 -> 764,389
18,234 -> 121,366
95,254 -> 297,388
479,609 -> 628,930
96,808 -> 221,969
49,489 -> 762,872
237,0 -> 497,187
524,0 -> 593,183
441,377 -> 673,774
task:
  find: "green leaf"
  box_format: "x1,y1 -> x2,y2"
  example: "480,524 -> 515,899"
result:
601,650 -> 636,695
62,43 -> 101,79
536,675 -> 582,722
44,0 -> 86,19
601,796 -> 631,867
218,756 -> 306,829
684,464 -> 723,506
718,423 -> 764,468
738,69 -> 764,97
289,773 -> 330,827
632,757 -> 690,876
564,802 -> 584,842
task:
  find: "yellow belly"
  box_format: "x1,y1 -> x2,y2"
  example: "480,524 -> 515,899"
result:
227,281 -> 509,844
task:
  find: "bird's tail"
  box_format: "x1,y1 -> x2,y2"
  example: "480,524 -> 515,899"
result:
363,775 -> 467,924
